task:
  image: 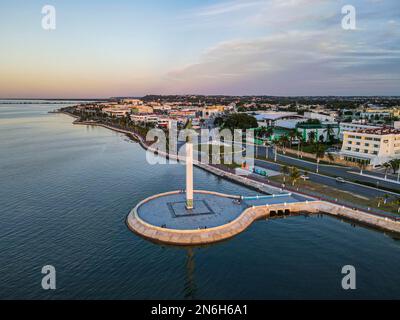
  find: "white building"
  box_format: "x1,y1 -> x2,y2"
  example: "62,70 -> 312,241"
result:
304,111 -> 336,122
253,112 -> 303,127
120,99 -> 143,106
340,128 -> 400,167
130,114 -> 158,125
339,123 -> 380,140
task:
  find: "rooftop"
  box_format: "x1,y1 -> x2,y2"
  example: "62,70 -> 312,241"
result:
353,127 -> 400,135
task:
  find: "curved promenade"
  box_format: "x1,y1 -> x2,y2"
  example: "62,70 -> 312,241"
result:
127,190 -> 400,246
127,190 -> 311,245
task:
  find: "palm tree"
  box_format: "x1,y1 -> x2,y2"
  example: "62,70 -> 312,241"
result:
377,196 -> 384,208
393,197 -> 400,213
281,165 -> 290,183
308,131 -> 316,144
313,143 -> 326,173
383,194 -> 390,205
290,167 -> 301,186
389,159 -> 400,174
296,132 -> 304,158
357,161 -> 367,175
383,162 -> 391,180
288,130 -> 297,149
271,139 -> 279,162
278,135 -> 289,154
324,124 -> 335,144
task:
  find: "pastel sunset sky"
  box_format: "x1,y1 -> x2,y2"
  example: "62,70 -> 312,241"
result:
0,0 -> 399,98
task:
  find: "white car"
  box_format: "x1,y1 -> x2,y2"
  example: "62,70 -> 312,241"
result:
336,177 -> 346,183
300,175 -> 310,180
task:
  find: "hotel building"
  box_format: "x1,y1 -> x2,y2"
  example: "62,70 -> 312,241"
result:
340,128 -> 400,167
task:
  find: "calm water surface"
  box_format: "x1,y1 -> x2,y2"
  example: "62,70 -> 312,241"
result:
0,101 -> 400,299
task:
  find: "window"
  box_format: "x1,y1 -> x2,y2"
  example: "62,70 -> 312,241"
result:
365,143 -> 369,147
356,142 -> 360,145
364,150 -> 368,153
374,144 -> 379,148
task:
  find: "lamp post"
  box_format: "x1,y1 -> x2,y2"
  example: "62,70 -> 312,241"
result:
186,141 -> 194,210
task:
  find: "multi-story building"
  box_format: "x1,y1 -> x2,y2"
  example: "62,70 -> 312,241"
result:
131,105 -> 154,114
120,99 -> 143,106
340,128 -> 400,167
296,122 -> 340,143
304,111 -> 336,122
339,123 -> 380,140
130,114 -> 158,125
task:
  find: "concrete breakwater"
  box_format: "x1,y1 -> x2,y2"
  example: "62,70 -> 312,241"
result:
127,191 -> 400,245
61,114 -> 400,236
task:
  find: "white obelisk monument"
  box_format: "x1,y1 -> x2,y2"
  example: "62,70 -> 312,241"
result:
186,141 -> 194,209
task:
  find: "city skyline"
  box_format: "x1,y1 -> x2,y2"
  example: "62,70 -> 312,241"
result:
0,0 -> 399,98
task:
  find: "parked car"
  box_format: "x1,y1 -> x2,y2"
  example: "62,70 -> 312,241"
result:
300,175 -> 310,180
336,177 -> 346,183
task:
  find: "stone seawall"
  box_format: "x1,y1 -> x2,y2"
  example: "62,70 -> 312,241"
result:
127,192 -> 400,246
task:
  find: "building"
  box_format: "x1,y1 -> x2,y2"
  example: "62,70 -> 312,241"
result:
296,122 -> 340,143
131,105 -> 154,114
102,106 -> 131,118
304,111 -> 336,122
253,111 -> 304,127
340,127 -> 400,167
130,114 -> 159,125
120,99 -> 143,106
339,123 -> 380,140
201,105 -> 225,119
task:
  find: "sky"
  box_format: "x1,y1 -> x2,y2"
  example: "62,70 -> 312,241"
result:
0,0 -> 399,98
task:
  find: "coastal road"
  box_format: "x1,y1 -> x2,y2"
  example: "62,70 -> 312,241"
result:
254,145 -> 400,193
253,157 -> 396,200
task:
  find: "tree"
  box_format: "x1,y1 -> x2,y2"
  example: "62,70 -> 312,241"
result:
214,116 -> 224,127
296,133 -> 304,158
312,143 -> 326,173
377,197 -> 384,208
288,130 -> 297,148
324,124 -> 335,143
383,162 -> 391,180
389,159 -> 400,174
222,113 -> 258,130
290,167 -> 301,186
278,135 -> 289,154
281,165 -> 290,182
393,197 -> 400,213
308,131 -> 316,144
357,161 -> 367,175
383,194 -> 390,205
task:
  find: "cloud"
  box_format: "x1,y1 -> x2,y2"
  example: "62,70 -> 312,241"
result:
164,25 -> 400,95
195,0 -> 264,17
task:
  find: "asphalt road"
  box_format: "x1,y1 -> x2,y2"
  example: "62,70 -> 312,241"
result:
254,145 -> 400,193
